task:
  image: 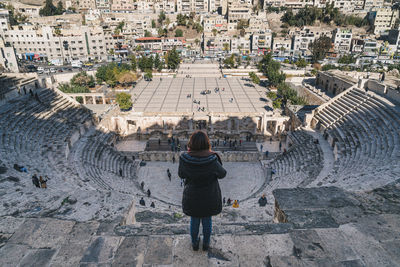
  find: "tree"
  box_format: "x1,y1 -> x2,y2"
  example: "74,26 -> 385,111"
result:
338,54 -> 356,64
39,0 -> 63,16
158,11 -> 166,24
151,19 -> 156,28
166,47 -> 180,70
245,56 -> 251,68
138,55 -> 153,72
144,30 -> 152,37
130,55 -> 137,71
257,53 -> 286,87
249,72 -> 260,84
309,35 -> 331,63
273,98 -> 282,109
117,71 -> 137,85
56,1 -> 63,15
177,14 -> 187,26
223,55 -> 235,68
295,57 -> 308,68
71,71 -> 95,88
154,54 -> 162,71
175,28 -> 183,37
277,83 -> 307,105
144,70 -> 153,80
58,83 -> 90,93
223,43 -> 230,52
212,28 -> 218,36
116,92 -> 132,110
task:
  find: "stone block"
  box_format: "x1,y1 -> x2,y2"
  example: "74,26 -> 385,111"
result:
8,218 -> 75,248
112,236 -> 148,266
144,236 -> 173,265
0,244 -> 32,266
19,248 -> 57,267
80,236 -> 124,264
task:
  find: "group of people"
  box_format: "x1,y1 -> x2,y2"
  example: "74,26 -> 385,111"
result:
140,181 -> 152,197
168,137 -> 181,153
32,174 -> 48,189
139,197 -> 155,208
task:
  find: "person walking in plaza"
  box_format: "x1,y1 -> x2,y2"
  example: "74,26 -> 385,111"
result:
178,130 -> 227,251
147,189 -> 151,197
227,198 -> 232,206
140,181 -> 145,190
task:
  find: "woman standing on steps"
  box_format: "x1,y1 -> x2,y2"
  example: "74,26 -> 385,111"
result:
178,130 -> 227,251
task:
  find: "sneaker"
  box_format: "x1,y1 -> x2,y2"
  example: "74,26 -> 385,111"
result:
192,238 -> 200,251
202,243 -> 209,251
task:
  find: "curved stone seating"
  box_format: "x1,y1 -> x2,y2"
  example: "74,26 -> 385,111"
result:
73,129 -> 140,194
315,88 -> 400,191
268,130 -> 323,189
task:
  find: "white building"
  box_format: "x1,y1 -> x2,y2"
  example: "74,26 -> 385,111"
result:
369,6 -> 399,35
251,31 -> 272,54
333,28 -> 352,53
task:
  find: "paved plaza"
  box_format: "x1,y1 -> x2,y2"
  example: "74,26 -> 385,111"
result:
137,161 -> 266,206
131,77 -> 271,114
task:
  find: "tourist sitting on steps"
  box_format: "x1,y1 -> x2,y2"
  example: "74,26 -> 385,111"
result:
150,202 -> 155,208
32,174 -> 40,188
258,194 -> 267,207
178,130 -> 227,251
139,197 -> 145,206
232,200 -> 239,208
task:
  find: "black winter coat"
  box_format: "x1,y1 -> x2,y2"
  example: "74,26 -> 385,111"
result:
178,152 -> 227,217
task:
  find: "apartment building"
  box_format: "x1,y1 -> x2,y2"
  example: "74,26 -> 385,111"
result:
363,0 -> 384,11
369,7 -> 399,35
1,24 -> 111,63
96,0 -> 111,12
230,36 -> 250,54
203,32 -> 231,54
203,15 -> 227,32
251,31 -> 272,54
111,0 -> 135,12
176,0 -> 209,13
333,28 -> 352,53
272,37 -> 292,56
76,0 -> 97,10
0,39 -> 19,73
388,28 -> 400,52
292,31 -> 316,56
134,37 -> 186,54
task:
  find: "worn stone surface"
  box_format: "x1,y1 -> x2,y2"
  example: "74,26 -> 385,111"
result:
18,248 -> 57,267
80,236 -> 123,264
112,236 -> 149,266
51,222 -> 100,266
8,218 -> 75,248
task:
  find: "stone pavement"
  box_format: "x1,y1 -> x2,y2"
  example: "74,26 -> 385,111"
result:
131,77 -> 271,114
137,162 -> 266,206
1,186 -> 400,267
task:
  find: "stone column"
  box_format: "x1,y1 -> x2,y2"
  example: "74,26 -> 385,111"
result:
228,119 -> 232,131
102,96 -> 106,104
92,96 -> 96,104
236,118 -> 239,132
83,96 -> 87,104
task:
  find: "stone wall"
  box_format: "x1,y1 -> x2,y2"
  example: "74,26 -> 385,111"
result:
316,71 -> 355,96
138,151 -> 263,162
366,79 -> 400,104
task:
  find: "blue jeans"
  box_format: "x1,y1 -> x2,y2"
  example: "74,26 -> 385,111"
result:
190,216 -> 212,245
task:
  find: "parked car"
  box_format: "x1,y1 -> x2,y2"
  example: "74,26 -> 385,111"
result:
44,69 -> 50,74
37,66 -> 44,74
50,68 -> 56,73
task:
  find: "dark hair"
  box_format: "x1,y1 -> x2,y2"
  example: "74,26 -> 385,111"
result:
188,130 -> 210,151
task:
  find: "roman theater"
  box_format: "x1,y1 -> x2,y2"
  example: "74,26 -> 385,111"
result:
0,62 -> 400,266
